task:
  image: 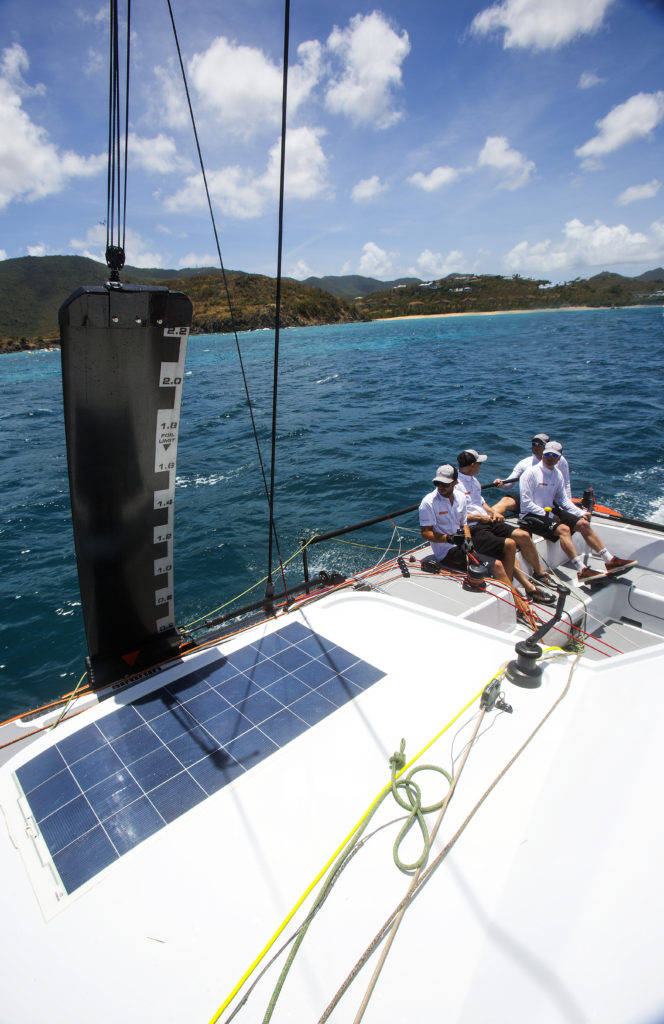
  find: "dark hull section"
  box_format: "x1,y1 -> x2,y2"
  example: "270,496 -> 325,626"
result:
59,284 -> 193,687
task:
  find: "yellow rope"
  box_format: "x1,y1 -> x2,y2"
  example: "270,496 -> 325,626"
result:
207,680 -> 490,1024
183,538 -> 318,628
49,671 -> 88,730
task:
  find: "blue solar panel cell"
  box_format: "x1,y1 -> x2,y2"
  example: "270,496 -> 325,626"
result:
103,797 -> 164,855
85,770 -> 143,821
52,826 -> 118,893
68,745 -> 124,790
26,769 -> 81,822
148,772 -> 206,822
56,723 -> 106,764
188,750 -> 244,795
110,724 -> 162,765
96,704 -> 142,742
39,795 -> 99,856
15,625 -> 385,895
15,746 -> 66,795
259,708 -> 308,747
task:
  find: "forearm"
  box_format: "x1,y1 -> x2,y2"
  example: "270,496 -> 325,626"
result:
421,526 -> 453,544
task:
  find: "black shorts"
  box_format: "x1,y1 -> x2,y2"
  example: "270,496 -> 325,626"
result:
471,521 -> 516,559
553,505 -> 584,531
519,513 -> 560,541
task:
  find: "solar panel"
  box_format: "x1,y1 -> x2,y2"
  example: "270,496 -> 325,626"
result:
15,623 -> 385,895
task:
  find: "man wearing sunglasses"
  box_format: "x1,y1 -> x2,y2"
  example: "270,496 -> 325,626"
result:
456,448 -> 555,602
519,444 -> 636,583
490,432 -> 549,517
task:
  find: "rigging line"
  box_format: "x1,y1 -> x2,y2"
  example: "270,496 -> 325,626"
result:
266,0 -> 291,599
165,0 -> 285,576
105,0 -> 130,273
122,0 -> 131,252
106,0 -> 119,250
353,709 -> 487,1023
317,652 -> 582,1023
209,684 -> 487,1024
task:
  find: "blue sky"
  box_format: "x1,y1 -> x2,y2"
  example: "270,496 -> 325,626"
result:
1,0 -> 663,282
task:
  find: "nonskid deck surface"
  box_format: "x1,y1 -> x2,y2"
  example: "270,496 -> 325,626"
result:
373,532 -> 664,658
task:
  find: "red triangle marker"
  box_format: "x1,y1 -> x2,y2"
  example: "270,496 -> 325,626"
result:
121,650 -> 140,667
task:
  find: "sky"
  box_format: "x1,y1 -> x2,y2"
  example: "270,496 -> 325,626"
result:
1,0 -> 664,283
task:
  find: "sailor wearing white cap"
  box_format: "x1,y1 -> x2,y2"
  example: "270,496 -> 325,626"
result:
419,464 -> 536,625
520,445 -> 636,583
490,432 -> 550,517
456,448 -> 554,601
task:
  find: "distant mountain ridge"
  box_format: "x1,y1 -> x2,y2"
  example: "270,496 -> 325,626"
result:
1,255 -> 662,351
302,274 -> 421,300
0,256 -> 363,347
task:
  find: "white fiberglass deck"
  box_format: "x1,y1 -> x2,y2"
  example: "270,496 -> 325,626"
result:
1,516 -> 664,1024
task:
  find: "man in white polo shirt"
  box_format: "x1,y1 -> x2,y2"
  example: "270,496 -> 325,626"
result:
519,443 -> 636,583
490,431 -> 549,517
456,448 -> 554,604
419,464 -> 535,625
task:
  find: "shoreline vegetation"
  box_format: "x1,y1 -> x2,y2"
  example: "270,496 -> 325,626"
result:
2,304 -> 659,355
1,255 -> 662,353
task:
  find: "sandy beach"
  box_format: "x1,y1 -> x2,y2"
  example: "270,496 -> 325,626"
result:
374,305 -> 620,323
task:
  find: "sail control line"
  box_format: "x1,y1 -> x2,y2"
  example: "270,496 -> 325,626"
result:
58,0 -> 194,686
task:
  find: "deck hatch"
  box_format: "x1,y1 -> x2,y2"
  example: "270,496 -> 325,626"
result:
15,622 -> 385,895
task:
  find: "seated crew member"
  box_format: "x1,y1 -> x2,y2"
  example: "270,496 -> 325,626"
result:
419,464 -> 536,626
490,432 -> 549,517
456,448 -> 554,603
519,444 -> 636,583
546,440 -> 571,498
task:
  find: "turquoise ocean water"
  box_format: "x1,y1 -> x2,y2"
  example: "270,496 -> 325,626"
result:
2,305 -> 663,720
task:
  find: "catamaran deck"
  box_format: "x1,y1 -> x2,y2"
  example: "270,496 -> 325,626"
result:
1,515 -> 663,1023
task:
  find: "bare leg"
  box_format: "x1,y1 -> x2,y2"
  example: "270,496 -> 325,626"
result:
492,558 -> 536,626
499,537 -> 517,580
553,523 -> 580,562
491,495 -> 518,517
573,519 -> 606,553
511,527 -> 545,576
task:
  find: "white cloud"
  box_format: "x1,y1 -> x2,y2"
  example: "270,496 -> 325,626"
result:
176,252 -> 218,269
351,175 -> 387,202
576,91 -> 664,168
357,241 -> 397,277
578,70 -> 604,90
27,242 -> 49,256
411,249 -> 466,278
264,126 -> 328,199
471,0 -> 615,51
408,166 -> 463,192
153,64 -> 190,130
618,180 -> 661,206
165,126 -> 329,218
325,12 -> 410,129
0,45 -> 105,211
288,259 -> 314,279
69,223 -> 164,268
128,132 -> 193,174
505,217 -> 664,275
477,136 -> 535,190
187,37 -> 321,139
0,249 -> 7,260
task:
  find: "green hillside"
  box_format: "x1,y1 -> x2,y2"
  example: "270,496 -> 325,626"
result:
354,271 -> 664,319
303,274 -> 421,300
1,256 -> 663,353
0,256 -> 365,351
